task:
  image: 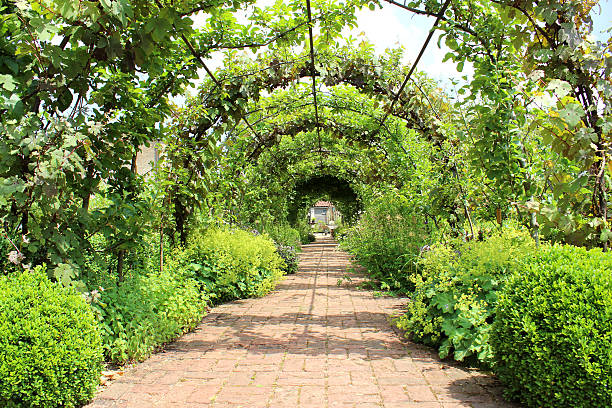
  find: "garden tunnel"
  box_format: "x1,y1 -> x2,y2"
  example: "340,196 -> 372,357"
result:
3,1 -> 611,406
287,175 -> 362,226
152,0 -> 452,241
220,99 -> 428,230
167,42 -> 445,236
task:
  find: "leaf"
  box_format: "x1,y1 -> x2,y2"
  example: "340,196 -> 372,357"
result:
540,7 -> 557,25
56,87 -> 73,111
600,229 -> 612,243
58,0 -> 79,19
558,103 -> 584,128
53,263 -> 77,286
111,0 -> 129,26
0,74 -> 16,92
5,94 -> 24,116
454,348 -> 468,361
441,319 -> 458,336
34,23 -> 58,42
547,79 -> 572,99
439,339 -> 451,359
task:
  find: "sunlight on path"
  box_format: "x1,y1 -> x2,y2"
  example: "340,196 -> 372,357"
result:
88,237 -> 517,408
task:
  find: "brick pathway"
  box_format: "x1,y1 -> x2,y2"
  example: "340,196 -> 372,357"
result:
89,238 -> 516,407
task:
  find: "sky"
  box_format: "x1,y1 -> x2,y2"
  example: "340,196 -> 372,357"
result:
349,3 -> 468,88
181,0 -> 612,102
352,0 -> 611,85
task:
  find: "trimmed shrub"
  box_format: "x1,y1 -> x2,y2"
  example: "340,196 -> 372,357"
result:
187,228 -> 284,302
395,228 -> 536,366
0,267 -> 103,407
492,245 -> 612,407
93,252 -> 208,364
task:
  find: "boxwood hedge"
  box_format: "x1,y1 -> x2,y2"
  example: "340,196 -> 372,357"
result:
0,268 -> 103,407
492,245 -> 612,407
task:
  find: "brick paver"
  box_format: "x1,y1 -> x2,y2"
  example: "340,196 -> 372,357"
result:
89,237 -> 517,407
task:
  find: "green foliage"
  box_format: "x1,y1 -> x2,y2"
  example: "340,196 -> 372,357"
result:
0,267 -> 102,407
492,245 -> 612,407
295,219 -> 316,245
92,251 -> 207,364
0,0 -> 377,283
404,0 -> 611,247
79,226 -> 287,365
264,224 -> 301,249
288,175 -> 362,226
186,228 -> 285,302
275,245 -> 299,275
395,228 -> 536,366
342,192 -> 431,293
0,1 -> 610,403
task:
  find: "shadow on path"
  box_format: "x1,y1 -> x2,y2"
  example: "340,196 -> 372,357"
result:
88,237 -> 518,408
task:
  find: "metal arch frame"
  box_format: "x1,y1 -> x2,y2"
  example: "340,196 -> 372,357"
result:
172,0 -> 451,161
305,0 -> 324,165
372,0 -> 451,137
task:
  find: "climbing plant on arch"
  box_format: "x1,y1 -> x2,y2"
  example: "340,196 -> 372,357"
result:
163,43 -> 449,235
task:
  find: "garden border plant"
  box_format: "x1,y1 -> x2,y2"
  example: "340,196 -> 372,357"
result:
0,267 -> 103,407
492,245 -> 612,407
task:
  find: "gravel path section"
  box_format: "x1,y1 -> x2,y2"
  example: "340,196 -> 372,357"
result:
88,237 -> 517,407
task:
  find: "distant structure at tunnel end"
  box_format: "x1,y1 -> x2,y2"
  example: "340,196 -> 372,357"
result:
309,201 -> 340,225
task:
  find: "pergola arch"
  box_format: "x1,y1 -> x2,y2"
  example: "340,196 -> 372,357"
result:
179,43 -> 447,151
168,42 -> 447,234
225,79 -> 431,161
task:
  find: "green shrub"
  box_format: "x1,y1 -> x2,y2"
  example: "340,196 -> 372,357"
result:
395,228 -> 536,366
492,245 -> 612,407
333,225 -> 349,240
187,228 -> 284,302
93,251 -> 208,364
295,219 -> 316,244
304,232 -> 316,244
0,267 -> 103,407
342,193 -> 430,293
265,224 -> 301,249
82,230 -> 167,289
